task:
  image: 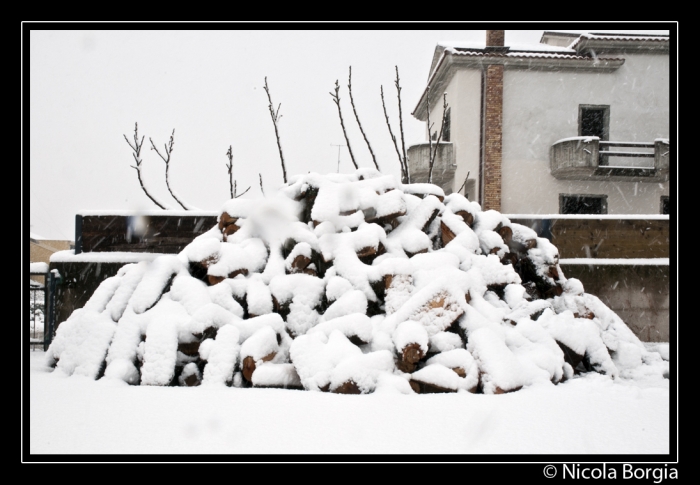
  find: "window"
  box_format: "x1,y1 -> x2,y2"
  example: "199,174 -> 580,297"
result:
442,108 -> 451,142
560,194 -> 608,214
579,105 -> 610,140
661,196 -> 669,215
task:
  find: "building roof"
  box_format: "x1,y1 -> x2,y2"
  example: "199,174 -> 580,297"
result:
413,31 -> 668,120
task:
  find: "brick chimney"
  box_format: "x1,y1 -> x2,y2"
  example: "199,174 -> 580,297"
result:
481,30 -> 504,211
486,30 -> 505,47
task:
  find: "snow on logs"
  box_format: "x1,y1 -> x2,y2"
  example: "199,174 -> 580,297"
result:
46,169 -> 668,393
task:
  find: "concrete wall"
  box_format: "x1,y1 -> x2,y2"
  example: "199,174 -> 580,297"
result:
30,239 -> 73,284
500,53 -> 670,215
560,263 -> 670,342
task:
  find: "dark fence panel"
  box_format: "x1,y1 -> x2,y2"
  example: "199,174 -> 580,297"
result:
76,214 -> 218,254
509,217 -> 669,259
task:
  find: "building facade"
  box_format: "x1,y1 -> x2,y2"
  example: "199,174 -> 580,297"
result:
409,30 -> 670,215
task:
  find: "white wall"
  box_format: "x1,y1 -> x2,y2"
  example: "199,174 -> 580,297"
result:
500,53 -> 670,215
426,70 -> 482,200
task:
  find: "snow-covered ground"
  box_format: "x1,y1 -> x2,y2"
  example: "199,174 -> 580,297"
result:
28,349 -> 670,455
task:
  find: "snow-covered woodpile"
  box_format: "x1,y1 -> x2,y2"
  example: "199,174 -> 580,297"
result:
46,169 -> 668,394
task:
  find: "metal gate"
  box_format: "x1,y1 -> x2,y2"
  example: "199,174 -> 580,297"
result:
29,269 -> 59,351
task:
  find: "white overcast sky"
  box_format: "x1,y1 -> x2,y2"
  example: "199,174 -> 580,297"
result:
26,25 -> 672,241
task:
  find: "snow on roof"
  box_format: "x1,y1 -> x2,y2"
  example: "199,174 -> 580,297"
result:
438,40 -> 576,54
444,47 -> 613,61
30,262 -> 49,274
568,32 -> 670,50
580,32 -> 669,41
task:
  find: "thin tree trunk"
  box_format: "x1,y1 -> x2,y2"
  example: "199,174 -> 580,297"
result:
264,77 -> 288,183
330,79 -> 358,170
348,67 -> 379,171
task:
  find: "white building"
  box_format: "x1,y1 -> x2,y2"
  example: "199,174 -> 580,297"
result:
409,30 -> 670,215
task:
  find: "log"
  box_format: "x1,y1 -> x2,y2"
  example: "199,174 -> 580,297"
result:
396,343 -> 424,373
207,268 -> 249,286
357,242 -> 386,264
356,246 -> 378,259
500,252 -> 518,266
241,351 -> 277,382
556,340 -> 585,371
177,341 -> 200,357
290,254 -> 312,273
493,385 -> 522,394
421,209 -> 440,233
183,372 -> 201,387
301,267 -> 318,277
409,379 -> 456,394
441,220 -> 456,246
405,247 -> 428,259
223,223 -> 240,238
455,210 -> 474,227
218,212 -> 238,232
367,207 -> 407,227
331,380 -> 362,394
496,225 -> 513,244
207,274 -> 225,286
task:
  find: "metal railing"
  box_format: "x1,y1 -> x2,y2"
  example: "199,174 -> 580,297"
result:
550,137 -> 669,181
29,269 -> 59,351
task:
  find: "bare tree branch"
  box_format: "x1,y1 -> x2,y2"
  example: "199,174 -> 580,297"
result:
236,185 -> 251,198
348,66 -> 379,171
149,129 -> 191,210
330,79 -> 358,170
395,66 -> 409,183
226,145 -> 251,199
123,122 -> 167,209
381,85 -> 407,183
428,93 -> 449,184
263,77 -> 288,183
426,86 -> 433,182
259,173 -> 265,196
226,145 -> 235,198
457,171 -> 471,196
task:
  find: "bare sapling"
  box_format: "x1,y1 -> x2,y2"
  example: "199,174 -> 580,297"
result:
226,145 -> 251,199
330,79 -> 358,170
264,77 -> 288,183
123,122 -> 168,209
381,85 -> 408,183
348,66 -> 379,171
150,129 -> 192,210
428,93 -> 449,184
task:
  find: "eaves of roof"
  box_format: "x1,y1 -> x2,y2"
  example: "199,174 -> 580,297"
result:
412,49 -> 625,120
569,34 -> 670,53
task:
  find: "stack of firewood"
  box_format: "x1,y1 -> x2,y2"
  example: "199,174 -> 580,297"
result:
46,169 -> 666,393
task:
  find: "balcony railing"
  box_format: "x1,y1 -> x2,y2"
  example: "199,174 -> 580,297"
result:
406,142 -> 455,192
550,137 -> 669,182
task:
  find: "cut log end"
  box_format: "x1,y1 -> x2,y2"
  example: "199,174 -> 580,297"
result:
455,210 -> 474,227
331,380 -> 362,394
402,343 -> 424,365
242,356 -> 256,382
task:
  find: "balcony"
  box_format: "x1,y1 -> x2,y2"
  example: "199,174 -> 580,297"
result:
406,142 -> 455,192
550,137 -> 669,182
